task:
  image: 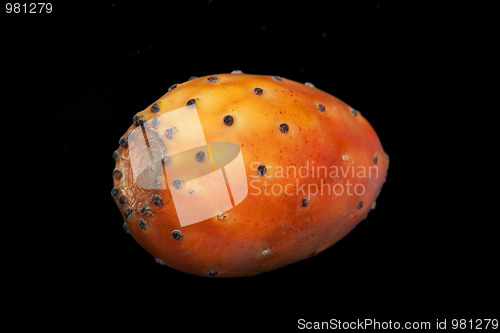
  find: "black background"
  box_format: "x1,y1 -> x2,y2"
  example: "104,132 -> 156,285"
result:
2,1 -> 497,330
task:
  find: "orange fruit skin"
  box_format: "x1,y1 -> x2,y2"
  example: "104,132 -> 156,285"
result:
112,73 -> 389,277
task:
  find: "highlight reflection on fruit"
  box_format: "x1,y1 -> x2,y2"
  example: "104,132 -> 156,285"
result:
111,72 -> 389,277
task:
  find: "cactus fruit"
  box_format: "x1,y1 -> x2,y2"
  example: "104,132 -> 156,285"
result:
111,72 -> 389,277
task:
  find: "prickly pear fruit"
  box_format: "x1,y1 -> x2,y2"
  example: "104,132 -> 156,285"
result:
111,73 -> 388,277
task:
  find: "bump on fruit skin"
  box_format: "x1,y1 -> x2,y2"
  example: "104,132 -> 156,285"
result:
172,178 -> 184,189
223,115 -> 234,126
171,230 -> 183,241
151,103 -> 160,113
151,117 -> 161,128
124,208 -> 134,219
257,165 -> 267,176
164,127 -> 178,140
111,73 -> 389,278
138,218 -> 147,230
207,76 -> 218,83
118,196 -> 128,206
118,136 -> 128,148
112,168 -> 122,180
141,205 -> 154,217
195,150 -> 206,162
253,87 -> 264,95
111,187 -> 120,199
133,114 -> 145,127
279,123 -> 289,133
151,194 -> 163,207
